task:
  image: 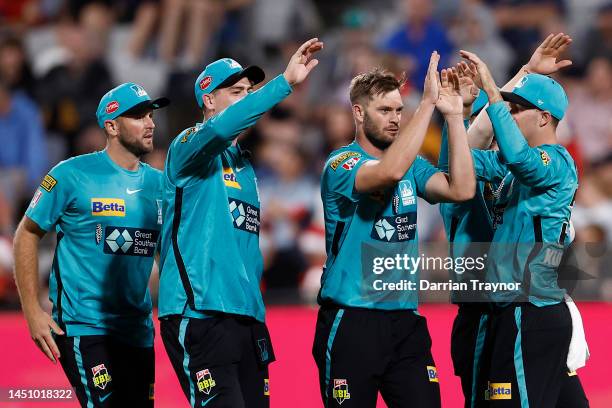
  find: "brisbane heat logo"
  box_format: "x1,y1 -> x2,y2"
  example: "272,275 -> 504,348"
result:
105,101 -> 119,114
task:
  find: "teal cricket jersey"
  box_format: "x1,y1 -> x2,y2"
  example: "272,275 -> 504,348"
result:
319,141 -> 439,310
471,101 -> 578,306
438,121 -> 496,303
157,74 -> 292,322
25,150 -> 163,347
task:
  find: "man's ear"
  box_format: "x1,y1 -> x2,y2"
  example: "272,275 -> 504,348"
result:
203,93 -> 215,112
539,111 -> 552,128
104,119 -> 119,136
353,104 -> 365,124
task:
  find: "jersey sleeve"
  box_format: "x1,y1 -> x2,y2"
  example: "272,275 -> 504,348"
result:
471,149 -> 508,183
25,162 -> 74,232
487,101 -> 565,188
413,155 -> 439,198
168,75 -> 292,178
321,151 -> 369,202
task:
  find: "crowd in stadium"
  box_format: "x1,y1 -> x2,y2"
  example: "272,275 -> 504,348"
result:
0,0 -> 611,308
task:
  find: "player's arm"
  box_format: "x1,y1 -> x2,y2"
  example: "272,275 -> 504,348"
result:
354,52 -> 440,193
437,66 -> 477,172
422,69 -> 475,203
14,216 -> 64,363
171,38 -> 323,175
466,33 -> 572,148
462,50 -> 563,188
14,166 -> 73,362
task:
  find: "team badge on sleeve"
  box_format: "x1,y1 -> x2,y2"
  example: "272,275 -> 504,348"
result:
40,174 -> 57,192
329,152 -> 361,171
30,190 -> 43,208
539,149 -> 551,166
342,156 -> 361,171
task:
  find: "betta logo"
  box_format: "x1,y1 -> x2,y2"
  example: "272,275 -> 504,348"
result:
105,101 -> 119,114
199,76 -> 213,90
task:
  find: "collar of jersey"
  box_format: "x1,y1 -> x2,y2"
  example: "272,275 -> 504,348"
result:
101,149 -> 144,177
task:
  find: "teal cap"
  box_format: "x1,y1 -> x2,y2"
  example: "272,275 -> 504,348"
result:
96,82 -> 169,128
501,73 -> 568,120
194,58 -> 265,107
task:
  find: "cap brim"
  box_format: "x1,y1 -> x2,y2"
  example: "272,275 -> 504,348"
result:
216,65 -> 266,90
500,91 -> 539,110
121,97 -> 170,117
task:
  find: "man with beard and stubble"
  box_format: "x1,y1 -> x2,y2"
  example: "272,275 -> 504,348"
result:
14,82 -> 169,407
313,52 -> 476,408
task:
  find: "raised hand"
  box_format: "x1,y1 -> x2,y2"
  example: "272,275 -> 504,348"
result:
422,51 -> 441,105
525,33 -> 572,75
455,65 -> 479,107
459,50 -> 501,103
436,68 -> 463,116
283,38 -> 324,86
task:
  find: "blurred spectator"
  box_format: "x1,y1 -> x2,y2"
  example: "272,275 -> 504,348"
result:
564,57 -> 612,163
449,2 -> 513,82
0,79 -> 48,201
259,140 -> 319,290
0,34 -> 36,97
35,20 -> 112,155
581,2 -> 612,63
483,0 -> 564,75
378,0 -> 453,87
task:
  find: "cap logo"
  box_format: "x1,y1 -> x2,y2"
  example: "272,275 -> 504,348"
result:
537,99 -> 544,105
199,76 -> 213,90
227,59 -> 241,69
516,76 -> 528,88
131,84 -> 147,97
106,101 -> 119,114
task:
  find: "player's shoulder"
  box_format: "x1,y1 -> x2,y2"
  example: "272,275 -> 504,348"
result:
537,144 -> 576,173
171,123 -> 204,147
324,143 -> 367,172
140,161 -> 163,178
48,151 -> 101,176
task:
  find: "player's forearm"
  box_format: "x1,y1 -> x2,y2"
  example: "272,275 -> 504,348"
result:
467,67 -> 529,148
446,114 -> 476,200
206,75 -> 292,143
380,101 -> 436,181
13,223 -> 42,313
487,101 -> 529,164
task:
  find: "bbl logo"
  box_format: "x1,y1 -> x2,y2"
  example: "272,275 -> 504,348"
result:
92,364 -> 112,390
196,369 -> 216,395
333,379 -> 351,405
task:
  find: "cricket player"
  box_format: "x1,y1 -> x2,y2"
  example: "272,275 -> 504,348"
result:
312,52 -> 476,408
157,38 -> 323,407
440,33 -> 588,408
14,82 -> 169,407
461,46 -> 589,407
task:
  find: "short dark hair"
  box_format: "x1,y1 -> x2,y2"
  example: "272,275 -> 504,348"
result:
349,68 -> 404,105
